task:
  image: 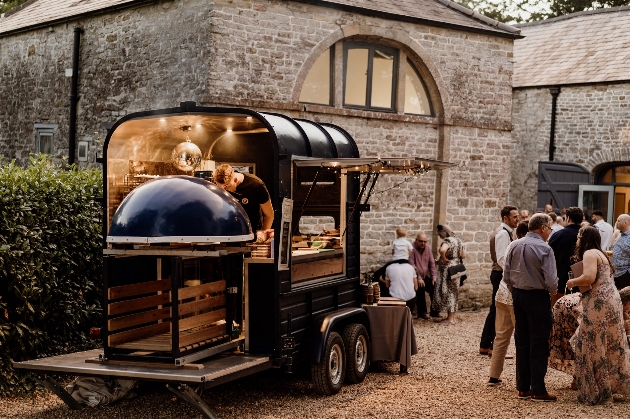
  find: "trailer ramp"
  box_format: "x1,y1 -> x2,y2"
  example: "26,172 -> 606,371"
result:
14,349 -> 271,418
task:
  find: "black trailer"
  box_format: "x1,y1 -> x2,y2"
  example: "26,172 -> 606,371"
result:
15,102 -> 453,418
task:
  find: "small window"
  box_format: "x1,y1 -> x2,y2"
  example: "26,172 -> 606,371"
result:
404,61 -> 432,116
34,124 -> 57,155
343,43 -> 397,111
298,48 -> 332,105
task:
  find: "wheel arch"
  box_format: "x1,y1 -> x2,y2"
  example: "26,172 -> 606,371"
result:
309,308 -> 370,365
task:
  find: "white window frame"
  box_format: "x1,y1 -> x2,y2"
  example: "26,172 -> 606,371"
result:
34,124 -> 58,155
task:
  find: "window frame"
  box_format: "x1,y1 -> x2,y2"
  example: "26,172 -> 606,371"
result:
298,46 -> 335,106
34,124 -> 57,155
342,42 -> 398,112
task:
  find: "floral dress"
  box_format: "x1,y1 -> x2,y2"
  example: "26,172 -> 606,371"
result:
570,256 -> 630,405
548,293 -> 582,376
431,236 -> 464,314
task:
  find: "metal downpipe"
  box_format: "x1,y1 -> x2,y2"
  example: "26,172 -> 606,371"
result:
69,27 -> 84,165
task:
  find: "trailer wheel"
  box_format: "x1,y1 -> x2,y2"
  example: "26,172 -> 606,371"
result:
342,323 -> 369,384
312,331 -> 345,395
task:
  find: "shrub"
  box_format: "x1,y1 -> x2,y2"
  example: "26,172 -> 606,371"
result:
0,155 -> 103,395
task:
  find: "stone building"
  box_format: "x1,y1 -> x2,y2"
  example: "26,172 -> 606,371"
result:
0,0 -> 520,308
511,6 -> 630,224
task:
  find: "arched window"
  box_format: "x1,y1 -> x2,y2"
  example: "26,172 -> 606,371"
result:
298,48 -> 333,105
299,41 -> 433,116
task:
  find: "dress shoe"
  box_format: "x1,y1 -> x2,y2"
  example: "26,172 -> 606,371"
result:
488,377 -> 502,386
518,390 -> 532,399
479,348 -> 491,355
531,393 -> 557,402
417,314 -> 430,320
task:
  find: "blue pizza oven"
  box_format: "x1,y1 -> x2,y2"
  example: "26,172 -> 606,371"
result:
107,176 -> 253,243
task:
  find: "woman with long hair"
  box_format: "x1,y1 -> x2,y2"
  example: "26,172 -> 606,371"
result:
565,226 -> 630,404
431,224 -> 465,325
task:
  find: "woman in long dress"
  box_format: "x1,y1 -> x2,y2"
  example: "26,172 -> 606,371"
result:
566,226 -> 630,405
431,224 -> 465,325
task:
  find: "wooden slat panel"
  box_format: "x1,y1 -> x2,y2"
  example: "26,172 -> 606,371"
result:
178,280 -> 226,300
178,295 -> 226,317
179,309 -> 226,331
108,321 -> 170,347
108,279 -> 171,300
108,307 -> 172,332
292,258 -> 343,283
113,333 -> 172,352
179,324 -> 226,348
109,293 -> 171,316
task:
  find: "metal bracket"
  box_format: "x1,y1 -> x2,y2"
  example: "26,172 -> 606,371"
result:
34,376 -> 84,411
166,384 -> 220,419
227,287 -> 238,294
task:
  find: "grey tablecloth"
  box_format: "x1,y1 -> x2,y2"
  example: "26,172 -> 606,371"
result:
363,305 -> 418,367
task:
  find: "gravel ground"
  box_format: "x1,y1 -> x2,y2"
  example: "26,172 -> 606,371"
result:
2,309 -> 629,419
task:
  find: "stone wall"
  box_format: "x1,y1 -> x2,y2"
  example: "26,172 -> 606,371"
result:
0,0 -> 212,164
510,88 -> 551,212
510,83 -> 630,213
0,0 -> 515,309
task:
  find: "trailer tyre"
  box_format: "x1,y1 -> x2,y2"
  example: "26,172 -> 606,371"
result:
312,331 -> 346,395
342,323 -> 369,384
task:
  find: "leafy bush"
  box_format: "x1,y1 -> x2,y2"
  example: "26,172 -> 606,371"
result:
0,155 -> 103,395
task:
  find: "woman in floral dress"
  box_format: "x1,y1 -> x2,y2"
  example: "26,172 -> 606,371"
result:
431,225 -> 465,324
566,226 -> 630,405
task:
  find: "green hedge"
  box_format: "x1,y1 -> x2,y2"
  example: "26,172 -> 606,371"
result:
0,156 -> 103,395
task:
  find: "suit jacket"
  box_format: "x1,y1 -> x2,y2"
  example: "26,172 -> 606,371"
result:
548,224 -> 580,293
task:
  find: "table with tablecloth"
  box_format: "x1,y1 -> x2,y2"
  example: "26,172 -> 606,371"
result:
363,305 -> 418,368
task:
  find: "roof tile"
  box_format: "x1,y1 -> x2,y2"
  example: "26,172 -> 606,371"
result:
0,0 -> 518,37
514,7 -> 630,87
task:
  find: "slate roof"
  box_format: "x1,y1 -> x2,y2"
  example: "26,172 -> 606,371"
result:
0,0 -> 520,38
513,6 -> 630,87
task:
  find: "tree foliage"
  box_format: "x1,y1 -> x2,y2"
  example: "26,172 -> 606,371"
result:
0,155 -> 103,395
0,0 -> 30,14
454,0 -> 630,23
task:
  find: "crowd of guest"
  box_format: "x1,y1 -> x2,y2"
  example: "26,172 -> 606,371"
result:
379,203 -> 630,405
482,205 -> 630,405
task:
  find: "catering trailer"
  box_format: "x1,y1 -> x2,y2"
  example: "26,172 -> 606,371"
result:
14,102 -> 453,418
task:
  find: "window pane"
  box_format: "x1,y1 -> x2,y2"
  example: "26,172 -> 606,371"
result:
615,166 -> 630,184
344,48 -> 368,106
38,133 -> 53,154
370,49 -> 394,108
404,62 -> 431,115
601,168 -> 612,183
299,49 -> 331,105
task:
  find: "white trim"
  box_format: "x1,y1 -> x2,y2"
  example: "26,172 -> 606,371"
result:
106,234 -> 254,243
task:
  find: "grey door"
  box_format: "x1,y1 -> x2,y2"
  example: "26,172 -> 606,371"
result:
537,161 -> 591,212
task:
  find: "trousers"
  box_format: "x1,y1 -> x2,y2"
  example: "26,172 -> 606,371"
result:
480,270 -> 503,349
512,288 -> 553,396
489,301 -> 515,379
415,276 -> 436,317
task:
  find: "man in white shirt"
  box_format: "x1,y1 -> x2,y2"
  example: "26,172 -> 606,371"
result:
480,205 -> 519,355
592,210 -> 614,251
385,263 -> 418,310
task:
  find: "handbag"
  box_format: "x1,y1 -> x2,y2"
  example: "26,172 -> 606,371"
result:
448,263 -> 467,287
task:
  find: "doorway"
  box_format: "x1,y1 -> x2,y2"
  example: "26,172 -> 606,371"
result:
593,164 -> 630,224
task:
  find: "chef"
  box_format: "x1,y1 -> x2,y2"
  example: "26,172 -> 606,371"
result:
213,163 -> 274,231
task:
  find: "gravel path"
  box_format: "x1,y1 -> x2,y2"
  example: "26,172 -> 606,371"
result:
2,309 -> 629,418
